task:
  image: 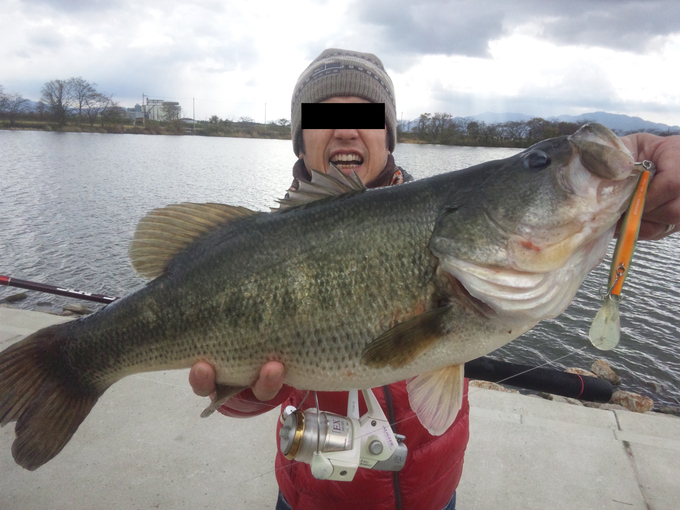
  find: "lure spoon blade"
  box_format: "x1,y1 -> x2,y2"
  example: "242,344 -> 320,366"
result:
589,295 -> 621,350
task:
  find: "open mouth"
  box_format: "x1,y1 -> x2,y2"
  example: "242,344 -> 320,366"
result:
330,153 -> 364,172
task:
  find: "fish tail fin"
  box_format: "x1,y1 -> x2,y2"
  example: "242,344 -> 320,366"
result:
0,325 -> 103,470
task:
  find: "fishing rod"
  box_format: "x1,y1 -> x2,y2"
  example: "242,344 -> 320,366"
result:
0,275 -> 119,304
465,356 -> 612,403
1,275 -> 611,402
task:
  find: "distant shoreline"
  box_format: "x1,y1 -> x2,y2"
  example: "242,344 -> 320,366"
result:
0,122 -> 292,140
0,124 -> 535,148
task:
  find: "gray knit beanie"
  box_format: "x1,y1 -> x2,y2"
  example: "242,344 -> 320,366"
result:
291,48 -> 397,156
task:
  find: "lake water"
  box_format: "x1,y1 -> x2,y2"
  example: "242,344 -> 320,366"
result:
1,131 -> 679,408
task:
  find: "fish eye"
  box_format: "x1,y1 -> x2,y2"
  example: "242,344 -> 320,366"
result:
522,150 -> 551,171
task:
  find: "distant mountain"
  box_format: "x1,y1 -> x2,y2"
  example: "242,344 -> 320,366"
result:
548,111 -> 679,134
21,99 -> 42,111
401,111 -> 679,134
467,110 -> 679,134
465,111 -> 533,124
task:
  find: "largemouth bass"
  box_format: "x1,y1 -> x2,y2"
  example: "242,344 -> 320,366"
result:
0,123 -> 641,471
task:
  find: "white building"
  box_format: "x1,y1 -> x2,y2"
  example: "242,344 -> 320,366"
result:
127,100 -> 182,122
146,99 -> 181,121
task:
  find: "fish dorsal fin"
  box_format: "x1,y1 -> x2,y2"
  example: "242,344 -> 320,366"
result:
129,202 -> 258,278
407,364 -> 464,436
361,305 -> 452,368
275,163 -> 366,211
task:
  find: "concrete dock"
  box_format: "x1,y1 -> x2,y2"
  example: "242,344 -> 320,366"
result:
1,307 -> 678,510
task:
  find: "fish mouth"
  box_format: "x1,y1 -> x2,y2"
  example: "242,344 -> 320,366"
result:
329,151 -> 364,174
505,123 -> 640,274
568,123 -> 636,181
436,123 -> 642,324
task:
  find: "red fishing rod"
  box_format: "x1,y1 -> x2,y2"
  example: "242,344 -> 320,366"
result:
0,275 -> 119,304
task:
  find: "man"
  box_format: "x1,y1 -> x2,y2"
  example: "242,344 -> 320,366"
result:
190,49 -> 680,510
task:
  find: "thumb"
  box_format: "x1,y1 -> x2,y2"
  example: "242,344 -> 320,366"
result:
252,362 -> 285,401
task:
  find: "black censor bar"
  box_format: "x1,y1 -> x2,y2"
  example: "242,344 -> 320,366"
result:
465,356 -> 613,403
301,103 -> 385,129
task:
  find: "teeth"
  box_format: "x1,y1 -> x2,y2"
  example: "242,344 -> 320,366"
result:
331,154 -> 362,163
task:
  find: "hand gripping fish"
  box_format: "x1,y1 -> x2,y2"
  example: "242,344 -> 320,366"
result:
589,161 -> 656,350
0,123 -> 645,471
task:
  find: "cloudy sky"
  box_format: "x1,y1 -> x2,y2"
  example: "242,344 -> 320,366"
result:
2,0 -> 680,126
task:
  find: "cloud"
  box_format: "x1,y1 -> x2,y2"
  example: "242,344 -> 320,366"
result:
534,1 -> 680,52
355,0 -> 680,63
356,0 -> 505,58
2,0 -> 678,125
26,27 -> 66,52
23,0 -> 128,13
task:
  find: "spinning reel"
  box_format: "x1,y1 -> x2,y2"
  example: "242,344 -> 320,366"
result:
278,388 -> 407,481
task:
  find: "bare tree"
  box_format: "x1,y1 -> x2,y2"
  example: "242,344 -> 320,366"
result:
0,86 -> 29,127
83,92 -> 114,126
99,102 -> 125,124
0,85 -> 7,118
416,112 -> 432,139
35,101 -> 47,120
70,77 -> 98,123
500,121 -> 529,141
40,79 -> 75,126
2,95 -> 28,127
430,112 -> 452,140
162,102 -> 181,121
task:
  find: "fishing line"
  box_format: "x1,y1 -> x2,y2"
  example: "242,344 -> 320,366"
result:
350,346 -> 593,440
485,346 -> 590,388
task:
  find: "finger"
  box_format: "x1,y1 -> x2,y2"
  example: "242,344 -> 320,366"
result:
638,220 -> 677,241
641,195 -> 680,229
252,362 -> 285,401
189,361 -> 217,397
644,170 -> 680,214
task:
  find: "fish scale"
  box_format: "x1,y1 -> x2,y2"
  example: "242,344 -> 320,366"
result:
0,123 -> 643,470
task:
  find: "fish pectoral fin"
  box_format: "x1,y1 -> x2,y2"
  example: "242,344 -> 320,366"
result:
200,384 -> 249,418
407,364 -> 464,436
360,305 -> 452,369
130,203 -> 259,279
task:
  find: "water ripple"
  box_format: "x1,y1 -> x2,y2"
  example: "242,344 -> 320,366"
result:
1,132 -> 678,406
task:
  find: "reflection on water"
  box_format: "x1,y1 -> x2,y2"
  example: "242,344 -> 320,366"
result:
1,131 -> 678,407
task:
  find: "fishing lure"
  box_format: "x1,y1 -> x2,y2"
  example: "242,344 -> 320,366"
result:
589,160 -> 656,350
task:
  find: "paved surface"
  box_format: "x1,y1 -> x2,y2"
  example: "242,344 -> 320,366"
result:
1,307 -> 678,510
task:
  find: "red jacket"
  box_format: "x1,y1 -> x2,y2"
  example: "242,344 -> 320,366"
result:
219,165 -> 469,508
219,380 -> 469,510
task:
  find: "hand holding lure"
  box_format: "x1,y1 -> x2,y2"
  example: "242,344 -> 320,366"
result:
589,160 -> 656,350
